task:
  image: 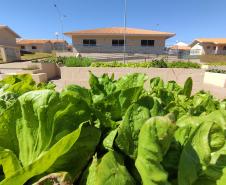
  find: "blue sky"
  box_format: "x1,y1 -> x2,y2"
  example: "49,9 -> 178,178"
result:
1,0 -> 226,45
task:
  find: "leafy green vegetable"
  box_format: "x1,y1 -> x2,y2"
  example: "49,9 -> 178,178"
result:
80,151 -> 136,185
0,72 -> 226,185
135,116 -> 176,185
116,102 -> 151,159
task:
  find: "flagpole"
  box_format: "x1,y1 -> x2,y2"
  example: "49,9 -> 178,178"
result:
123,0 -> 127,64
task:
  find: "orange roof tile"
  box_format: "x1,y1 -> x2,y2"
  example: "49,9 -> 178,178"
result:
50,39 -> 67,44
17,39 -> 51,45
64,27 -> 175,38
17,39 -> 68,45
195,38 -> 226,45
170,45 -> 191,50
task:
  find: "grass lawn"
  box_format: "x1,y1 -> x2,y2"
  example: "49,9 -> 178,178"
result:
21,52 -> 55,60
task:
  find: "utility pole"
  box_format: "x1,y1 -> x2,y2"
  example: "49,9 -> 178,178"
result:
123,0 -> 127,64
54,4 -> 66,52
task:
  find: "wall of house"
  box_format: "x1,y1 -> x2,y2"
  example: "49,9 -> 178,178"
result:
201,43 -> 226,55
52,42 -> 68,51
71,35 -> 166,54
190,43 -> 204,55
0,29 -> 17,46
0,46 -> 20,63
0,29 -> 20,62
191,43 -> 226,55
20,43 -> 53,53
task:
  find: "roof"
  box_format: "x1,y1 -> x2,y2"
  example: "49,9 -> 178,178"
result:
64,27 -> 175,38
16,39 -> 67,45
17,39 -> 51,45
0,24 -> 21,38
192,38 -> 226,45
170,45 -> 191,51
50,39 -> 67,44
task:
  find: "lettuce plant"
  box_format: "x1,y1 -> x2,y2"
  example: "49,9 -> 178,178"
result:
0,73 -> 225,185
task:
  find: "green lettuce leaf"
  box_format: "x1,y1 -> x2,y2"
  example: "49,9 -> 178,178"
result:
79,151 -> 136,185
116,102 -> 151,159
135,116 -> 176,185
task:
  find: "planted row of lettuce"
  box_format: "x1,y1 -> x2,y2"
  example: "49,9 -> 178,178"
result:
0,73 -> 226,185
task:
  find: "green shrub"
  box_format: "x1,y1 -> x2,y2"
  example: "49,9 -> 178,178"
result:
151,59 -> 168,68
91,60 -> 200,69
207,69 -> 226,74
167,61 -> 200,68
63,57 -> 92,67
38,57 -> 93,67
38,57 -> 200,69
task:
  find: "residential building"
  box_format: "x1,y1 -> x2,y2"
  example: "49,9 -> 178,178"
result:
50,40 -> 68,51
0,25 -> 21,62
190,38 -> 226,55
169,42 -> 191,58
64,27 -> 175,54
17,39 -> 69,53
17,39 -> 53,53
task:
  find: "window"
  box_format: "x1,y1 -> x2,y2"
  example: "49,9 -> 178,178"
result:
141,40 -> 155,47
112,40 -> 124,46
83,39 -> 96,46
32,46 -> 37,49
223,46 -> 226,50
21,46 -> 25,49
207,46 -> 211,49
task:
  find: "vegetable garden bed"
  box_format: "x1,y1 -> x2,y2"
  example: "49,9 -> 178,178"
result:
0,73 -> 226,185
60,67 -> 204,88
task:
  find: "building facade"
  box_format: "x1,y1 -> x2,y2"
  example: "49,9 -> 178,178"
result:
17,39 -> 69,53
190,39 -> 226,56
50,40 -> 68,51
64,27 -> 175,54
0,25 -> 21,63
169,42 -> 191,58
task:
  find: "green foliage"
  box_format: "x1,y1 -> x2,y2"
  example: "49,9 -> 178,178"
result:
207,69 -> 226,74
167,61 -> 200,68
40,56 -> 93,67
91,60 -> 200,69
40,57 -> 201,69
0,74 -> 55,114
0,72 -> 226,185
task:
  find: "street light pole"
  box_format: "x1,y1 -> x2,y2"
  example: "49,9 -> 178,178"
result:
123,0 -> 127,64
54,4 -> 66,52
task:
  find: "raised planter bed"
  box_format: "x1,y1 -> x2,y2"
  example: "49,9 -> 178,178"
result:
0,72 -> 47,83
60,67 -> 204,88
35,63 -> 60,79
204,71 -> 226,88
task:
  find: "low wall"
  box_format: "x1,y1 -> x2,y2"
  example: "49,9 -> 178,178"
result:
60,67 -> 205,89
204,72 -> 226,88
36,63 -> 59,80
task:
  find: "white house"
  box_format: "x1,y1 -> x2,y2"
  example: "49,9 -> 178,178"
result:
190,38 -> 226,55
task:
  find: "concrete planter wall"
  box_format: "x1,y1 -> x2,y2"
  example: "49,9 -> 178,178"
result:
204,72 -> 226,88
60,67 -> 205,88
36,63 -> 59,80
